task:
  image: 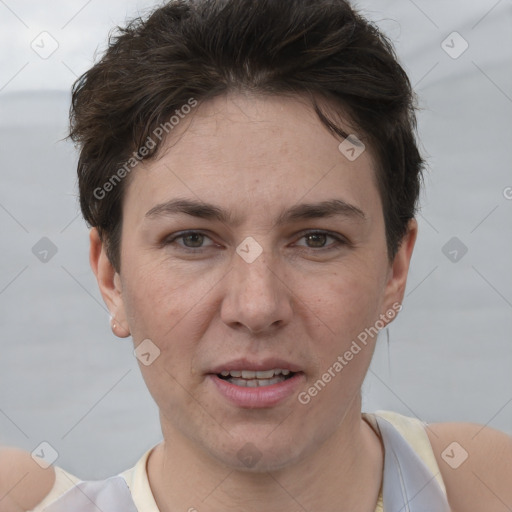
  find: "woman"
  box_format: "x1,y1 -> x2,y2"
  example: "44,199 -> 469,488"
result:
1,0 -> 511,511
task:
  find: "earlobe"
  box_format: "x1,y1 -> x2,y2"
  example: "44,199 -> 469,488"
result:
89,228 -> 131,338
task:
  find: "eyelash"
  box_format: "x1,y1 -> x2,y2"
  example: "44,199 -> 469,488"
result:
163,230 -> 348,253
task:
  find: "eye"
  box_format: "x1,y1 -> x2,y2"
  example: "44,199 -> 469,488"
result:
164,231 -> 216,251
163,229 -> 348,253
295,230 -> 347,250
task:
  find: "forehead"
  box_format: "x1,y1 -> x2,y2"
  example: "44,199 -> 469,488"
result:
123,92 -> 382,225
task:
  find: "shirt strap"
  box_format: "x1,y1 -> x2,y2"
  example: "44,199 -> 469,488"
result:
374,414 -> 451,511
41,475 -> 138,512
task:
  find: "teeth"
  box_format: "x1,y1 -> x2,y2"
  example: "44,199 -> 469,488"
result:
228,376 -> 287,387
255,369 -> 276,379
229,378 -> 246,386
217,368 -> 295,387
219,368 -> 290,379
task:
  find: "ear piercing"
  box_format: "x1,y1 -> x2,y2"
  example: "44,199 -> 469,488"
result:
110,314 -> 130,337
110,314 -> 119,333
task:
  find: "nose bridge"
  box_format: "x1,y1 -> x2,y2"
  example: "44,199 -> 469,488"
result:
237,248 -> 277,298
221,241 -> 292,333
234,234 -> 276,289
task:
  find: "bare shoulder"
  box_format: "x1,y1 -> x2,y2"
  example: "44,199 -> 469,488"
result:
426,421 -> 512,512
0,447 -> 55,512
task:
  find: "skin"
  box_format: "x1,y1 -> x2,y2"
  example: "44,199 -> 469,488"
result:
0,448 -> 55,512
1,93 -> 511,512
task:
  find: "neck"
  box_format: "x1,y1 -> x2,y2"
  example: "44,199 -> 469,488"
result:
147,402 -> 383,512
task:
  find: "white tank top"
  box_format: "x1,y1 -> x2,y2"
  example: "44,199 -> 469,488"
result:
29,410 -> 450,512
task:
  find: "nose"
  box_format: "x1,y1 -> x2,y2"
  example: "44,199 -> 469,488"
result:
220,247 -> 293,335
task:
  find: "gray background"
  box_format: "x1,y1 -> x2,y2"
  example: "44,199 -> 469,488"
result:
0,0 -> 511,479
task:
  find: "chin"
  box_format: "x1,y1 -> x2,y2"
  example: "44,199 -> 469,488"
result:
207,429 -> 311,473
224,447 -> 303,473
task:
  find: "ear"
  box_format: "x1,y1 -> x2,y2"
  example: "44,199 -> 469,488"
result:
89,228 -> 131,338
380,218 -> 418,322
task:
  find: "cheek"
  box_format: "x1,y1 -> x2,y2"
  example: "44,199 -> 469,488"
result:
119,262 -> 206,412
297,262 -> 386,403
121,268 -> 172,340
310,265 -> 386,342
296,271 -> 383,411
120,258 -> 225,395
121,256 -> 212,337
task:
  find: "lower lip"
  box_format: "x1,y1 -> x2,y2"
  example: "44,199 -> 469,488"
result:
208,373 -> 305,408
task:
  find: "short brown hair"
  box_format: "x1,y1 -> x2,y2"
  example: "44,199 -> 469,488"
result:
69,0 -> 424,271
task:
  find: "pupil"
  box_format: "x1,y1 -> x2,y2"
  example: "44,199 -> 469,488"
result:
184,233 -> 203,247
307,233 -> 326,248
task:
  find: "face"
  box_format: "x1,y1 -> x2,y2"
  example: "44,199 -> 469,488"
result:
92,92 -> 416,471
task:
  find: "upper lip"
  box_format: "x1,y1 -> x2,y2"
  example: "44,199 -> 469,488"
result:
209,358 -> 302,374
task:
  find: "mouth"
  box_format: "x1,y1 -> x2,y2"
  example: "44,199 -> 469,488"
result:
216,368 -> 296,387
207,360 -> 305,408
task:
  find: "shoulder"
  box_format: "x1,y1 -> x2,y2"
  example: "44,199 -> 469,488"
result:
0,447 -> 56,512
426,421 -> 512,512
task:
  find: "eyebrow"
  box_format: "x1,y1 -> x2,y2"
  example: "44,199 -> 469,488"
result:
144,198 -> 366,225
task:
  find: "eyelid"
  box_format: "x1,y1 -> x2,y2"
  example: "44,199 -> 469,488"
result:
293,230 -> 349,249
162,230 -> 217,248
